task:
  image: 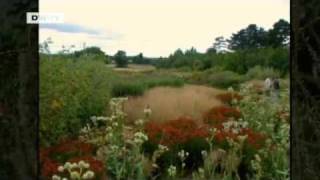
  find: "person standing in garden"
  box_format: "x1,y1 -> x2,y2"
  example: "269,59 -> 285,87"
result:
271,78 -> 280,100
264,77 -> 272,95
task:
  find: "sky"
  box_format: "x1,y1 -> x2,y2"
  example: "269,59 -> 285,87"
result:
40,0 -> 290,57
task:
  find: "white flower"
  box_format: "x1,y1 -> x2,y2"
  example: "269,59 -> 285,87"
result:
167,165 -> 177,177
106,126 -> 112,132
198,167 -> 204,174
135,119 -> 144,126
52,174 -> 61,180
97,116 -> 108,121
70,163 -> 78,169
198,167 -> 205,178
228,87 -> 234,92
201,150 -> 207,157
78,160 -> 86,168
133,132 -> 148,144
112,122 -> 118,127
232,128 -> 239,134
64,162 -> 72,170
182,162 -> 186,168
82,170 -> 95,179
152,163 -> 159,169
158,144 -> 169,152
254,154 -> 261,162
57,166 -> 64,172
178,149 -> 189,160
83,162 -> 90,169
70,171 -> 80,179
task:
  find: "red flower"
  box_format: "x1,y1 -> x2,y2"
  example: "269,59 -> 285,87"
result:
40,139 -> 97,178
216,93 -> 243,104
145,117 -> 210,146
241,128 -> 266,149
203,106 -> 242,125
53,139 -> 95,155
41,158 -> 60,177
212,125 -> 267,150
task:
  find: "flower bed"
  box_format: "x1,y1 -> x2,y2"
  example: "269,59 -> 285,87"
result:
203,106 -> 242,125
40,139 -> 103,179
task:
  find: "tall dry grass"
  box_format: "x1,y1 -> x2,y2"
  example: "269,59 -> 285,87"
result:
124,85 -> 225,124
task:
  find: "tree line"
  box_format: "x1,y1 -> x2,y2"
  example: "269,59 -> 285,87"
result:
40,19 -> 289,75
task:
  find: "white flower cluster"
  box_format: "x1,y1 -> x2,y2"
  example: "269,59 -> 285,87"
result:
158,144 -> 169,152
201,150 -> 208,158
52,161 -> 95,180
251,154 -> 262,174
134,118 -> 144,126
109,97 -> 128,116
167,165 -> 177,177
222,120 -> 248,134
133,131 -> 148,144
178,149 -> 189,168
151,144 -> 170,169
178,149 -> 189,160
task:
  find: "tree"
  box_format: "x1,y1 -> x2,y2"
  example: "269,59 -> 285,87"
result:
39,37 -> 53,54
267,19 -> 290,47
228,24 -> 268,50
132,53 -> 149,64
114,50 -> 128,67
74,46 -> 105,57
213,36 -> 228,53
206,47 -> 217,54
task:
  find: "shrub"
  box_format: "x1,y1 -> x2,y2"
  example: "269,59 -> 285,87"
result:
203,106 -> 242,125
40,139 -> 96,163
189,70 -> 246,89
246,66 -> 280,80
111,77 -> 184,97
143,118 -> 211,174
40,139 -> 100,179
207,71 -> 246,89
112,82 -> 146,97
144,117 -> 210,146
40,58 -> 114,146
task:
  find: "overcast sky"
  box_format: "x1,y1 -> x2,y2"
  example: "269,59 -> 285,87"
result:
40,0 -> 290,57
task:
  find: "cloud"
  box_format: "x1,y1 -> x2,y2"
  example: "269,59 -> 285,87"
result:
40,23 -> 101,35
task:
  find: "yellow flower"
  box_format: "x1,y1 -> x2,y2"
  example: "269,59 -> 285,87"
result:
50,99 -> 62,110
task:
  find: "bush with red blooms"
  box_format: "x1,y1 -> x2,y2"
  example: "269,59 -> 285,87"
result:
213,126 -> 267,150
144,117 -> 267,175
144,117 -> 210,146
203,106 -> 242,125
40,139 -> 102,179
216,92 -> 243,105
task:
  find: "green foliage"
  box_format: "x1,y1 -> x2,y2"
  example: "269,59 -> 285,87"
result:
246,66 -> 280,80
156,47 -> 288,76
114,50 -> 128,68
40,57 -> 115,146
267,19 -> 290,48
74,46 -> 105,57
228,24 -> 268,50
111,75 -> 184,97
112,83 -> 146,97
189,70 -> 246,89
